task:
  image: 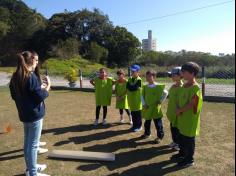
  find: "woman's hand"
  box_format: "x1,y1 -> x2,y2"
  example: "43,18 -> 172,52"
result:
41,83 -> 47,89
42,76 -> 51,91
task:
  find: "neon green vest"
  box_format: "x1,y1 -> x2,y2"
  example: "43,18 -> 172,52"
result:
115,80 -> 129,109
142,84 -> 165,120
166,82 -> 183,127
177,85 -> 203,137
94,77 -> 113,106
127,77 -> 143,111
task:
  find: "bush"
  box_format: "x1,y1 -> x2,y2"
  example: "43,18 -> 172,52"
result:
64,68 -> 78,83
42,56 -> 111,77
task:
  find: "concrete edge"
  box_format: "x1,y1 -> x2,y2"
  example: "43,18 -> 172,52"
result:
204,96 -> 235,103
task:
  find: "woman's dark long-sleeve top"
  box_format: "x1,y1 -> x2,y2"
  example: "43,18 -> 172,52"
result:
9,73 -> 49,123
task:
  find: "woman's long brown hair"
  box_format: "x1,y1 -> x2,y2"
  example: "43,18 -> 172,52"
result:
31,51 -> 41,83
10,51 -> 34,96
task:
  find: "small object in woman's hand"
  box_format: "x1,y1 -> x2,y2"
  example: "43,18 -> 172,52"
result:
42,76 -> 48,85
45,68 -> 49,76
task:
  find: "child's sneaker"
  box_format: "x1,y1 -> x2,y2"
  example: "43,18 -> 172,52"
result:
170,153 -> 185,160
154,138 -> 161,144
39,142 -> 47,147
173,145 -> 180,151
37,164 -> 47,172
38,147 -> 48,155
102,119 -> 107,125
129,117 -> 133,125
177,159 -> 195,168
133,127 -> 142,132
120,118 -> 125,124
168,142 -> 177,148
93,119 -> 99,126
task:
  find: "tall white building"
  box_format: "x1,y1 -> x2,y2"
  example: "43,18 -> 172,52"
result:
142,30 -> 157,52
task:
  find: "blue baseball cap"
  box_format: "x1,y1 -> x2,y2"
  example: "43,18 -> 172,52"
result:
131,64 -> 141,72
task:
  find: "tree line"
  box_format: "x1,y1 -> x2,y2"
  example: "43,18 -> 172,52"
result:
0,0 -> 235,70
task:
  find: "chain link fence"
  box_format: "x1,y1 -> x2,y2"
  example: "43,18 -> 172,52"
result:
48,65 -> 235,101
202,66 -> 235,98
77,66 -> 235,97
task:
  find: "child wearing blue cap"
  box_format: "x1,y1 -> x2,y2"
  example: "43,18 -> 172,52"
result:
126,64 -> 143,132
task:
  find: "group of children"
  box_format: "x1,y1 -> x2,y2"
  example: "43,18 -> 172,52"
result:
90,62 -> 203,168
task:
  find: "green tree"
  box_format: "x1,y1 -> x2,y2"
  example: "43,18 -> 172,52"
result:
86,42 -> 108,63
105,26 -> 141,67
47,38 -> 80,59
0,0 -> 47,65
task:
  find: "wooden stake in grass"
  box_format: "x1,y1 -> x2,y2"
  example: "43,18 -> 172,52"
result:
48,150 -> 115,162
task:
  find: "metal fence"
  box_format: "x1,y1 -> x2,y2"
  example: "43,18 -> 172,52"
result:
49,65 -> 235,102
202,66 -> 235,98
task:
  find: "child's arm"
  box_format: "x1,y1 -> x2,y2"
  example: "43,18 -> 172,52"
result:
126,80 -> 142,91
90,79 -> 95,87
141,95 -> 148,109
158,89 -> 168,104
142,86 -> 148,109
176,94 -> 199,116
112,79 -> 116,85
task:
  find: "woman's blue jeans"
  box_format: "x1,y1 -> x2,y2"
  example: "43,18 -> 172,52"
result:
23,119 -> 43,176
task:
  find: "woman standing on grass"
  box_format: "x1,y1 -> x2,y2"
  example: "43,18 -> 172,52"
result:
9,51 -> 50,176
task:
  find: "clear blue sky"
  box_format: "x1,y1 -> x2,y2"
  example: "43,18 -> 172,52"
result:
22,0 -> 235,55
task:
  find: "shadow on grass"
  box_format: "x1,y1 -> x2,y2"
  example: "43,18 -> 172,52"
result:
0,149 -> 24,161
48,137 -> 181,175
106,160 -> 185,176
53,128 -> 131,146
83,136 -> 157,153
78,145 -> 174,172
42,123 -> 121,136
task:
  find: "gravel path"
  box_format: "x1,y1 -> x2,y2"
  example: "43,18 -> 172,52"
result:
0,72 -> 234,97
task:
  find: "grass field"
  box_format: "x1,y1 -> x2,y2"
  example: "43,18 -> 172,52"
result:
0,88 -> 235,176
0,67 -> 16,73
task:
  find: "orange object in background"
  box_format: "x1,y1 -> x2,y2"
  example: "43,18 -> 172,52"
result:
0,124 -> 12,134
5,124 -> 12,133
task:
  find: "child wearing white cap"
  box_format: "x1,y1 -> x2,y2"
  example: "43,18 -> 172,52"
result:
166,67 -> 183,150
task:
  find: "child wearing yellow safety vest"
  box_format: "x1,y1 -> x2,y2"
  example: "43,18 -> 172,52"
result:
90,68 -> 115,126
115,69 -> 132,124
171,62 -> 203,168
141,70 -> 168,144
127,65 -> 143,132
166,67 -> 183,150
